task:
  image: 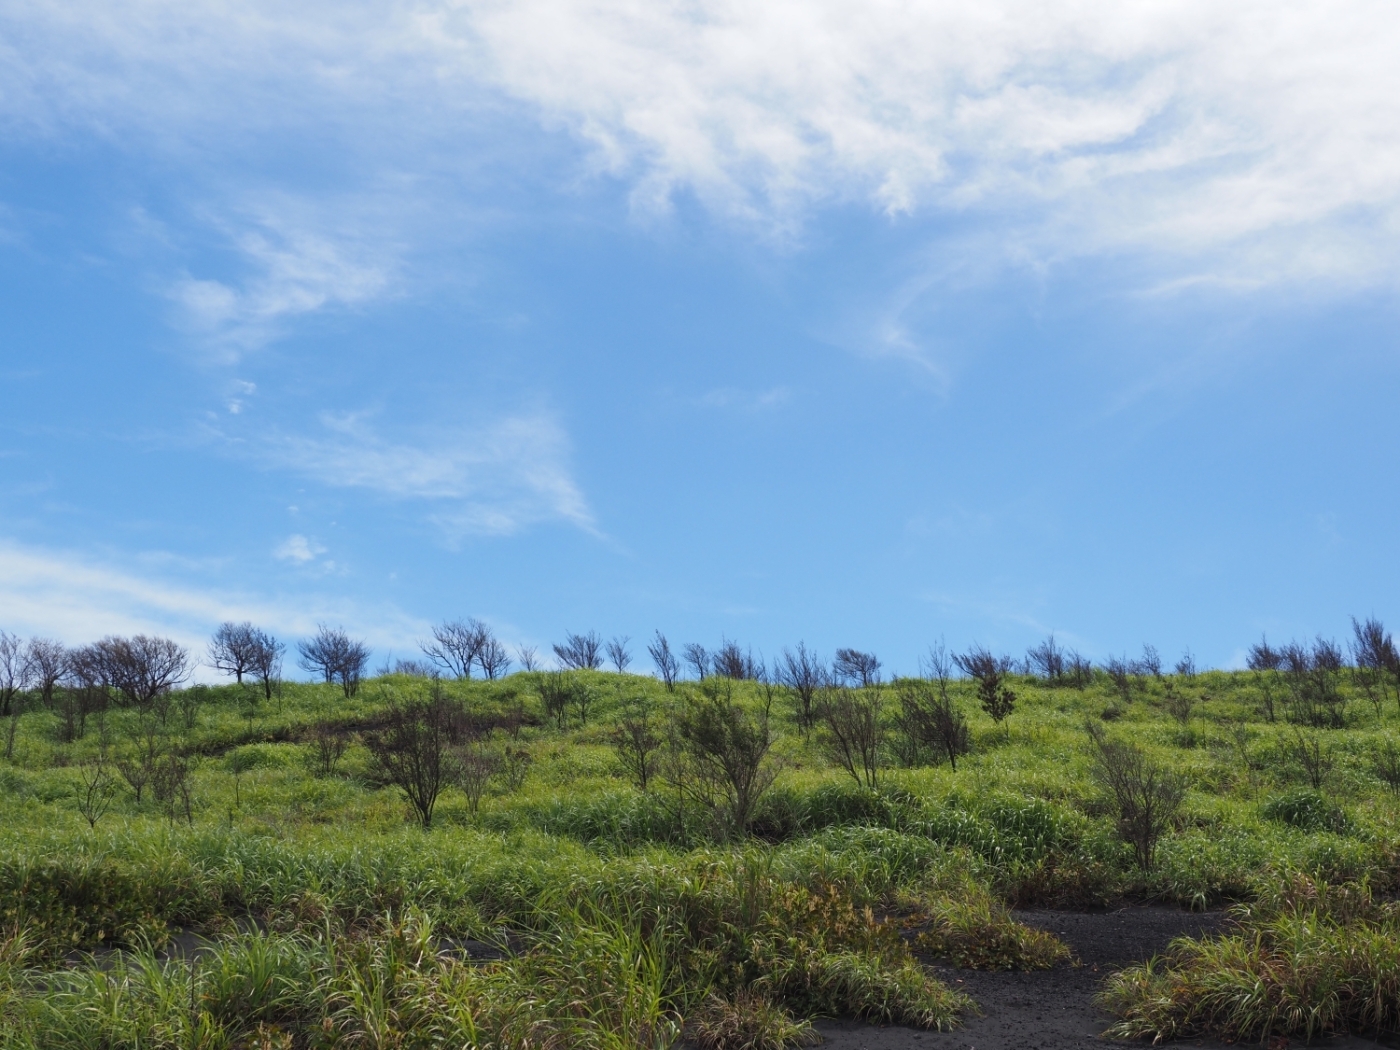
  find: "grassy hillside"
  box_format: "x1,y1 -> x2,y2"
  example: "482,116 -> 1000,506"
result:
0,664 -> 1396,1047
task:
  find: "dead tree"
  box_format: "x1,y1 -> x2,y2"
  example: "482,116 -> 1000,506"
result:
554,631 -> 603,671
538,671 -> 575,730
1026,635 -> 1066,685
0,632 -> 33,718
93,636 -> 191,717
75,758 -> 119,829
363,688 -> 464,828
208,622 -> 261,683
421,619 -> 489,679
1350,616 -> 1399,717
516,645 -> 540,672
712,639 -> 759,680
1247,636 -> 1284,721
682,643 -> 710,680
298,625 -> 369,698
1136,644 -> 1163,678
1280,637 -> 1347,729
456,744 -> 500,816
26,638 -> 67,709
1086,723 -> 1185,871
778,643 -> 825,736
833,648 -> 881,687
670,678 -> 778,840
245,629 -> 285,702
606,636 -> 632,674
610,700 -> 661,791
648,631 -> 679,691
818,683 -> 884,789
477,636 -> 512,680
893,666 -> 969,771
306,719 -> 348,777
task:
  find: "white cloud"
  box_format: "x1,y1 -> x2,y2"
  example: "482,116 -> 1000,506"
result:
445,0 -> 1400,284
5,0 -> 1400,294
254,411 -> 594,538
274,534 -> 327,564
700,386 -> 791,410
0,538 -> 428,668
167,198 -> 395,360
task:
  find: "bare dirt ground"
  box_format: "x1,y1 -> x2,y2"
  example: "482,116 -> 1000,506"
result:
808,905 -> 1394,1050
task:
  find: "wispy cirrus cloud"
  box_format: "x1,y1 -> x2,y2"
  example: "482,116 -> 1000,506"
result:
0,538 -> 426,657
167,200 -> 395,360
5,0 -> 1400,313
252,410 -> 594,539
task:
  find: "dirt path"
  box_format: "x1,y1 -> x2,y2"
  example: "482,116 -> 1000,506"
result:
809,905 -> 1391,1050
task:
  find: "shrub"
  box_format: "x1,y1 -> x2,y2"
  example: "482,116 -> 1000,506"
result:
1086,723 -> 1185,871
688,992 -> 816,1050
1260,789 -> 1351,835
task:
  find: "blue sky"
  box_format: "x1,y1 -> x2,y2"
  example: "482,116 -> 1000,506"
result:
2,0 -> 1398,676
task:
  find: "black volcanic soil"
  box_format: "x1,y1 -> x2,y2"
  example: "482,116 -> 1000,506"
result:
804,906 -> 1390,1050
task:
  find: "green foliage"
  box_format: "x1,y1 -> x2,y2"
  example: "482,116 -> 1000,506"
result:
0,663 -> 1395,1044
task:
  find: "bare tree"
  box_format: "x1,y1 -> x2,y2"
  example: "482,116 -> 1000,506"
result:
363,687 -> 464,828
298,625 -> 369,698
1280,637 -> 1347,728
1135,644 -> 1163,678
955,645 -> 1017,732
818,683 -> 883,789
421,619 -> 489,680
152,750 -> 196,825
1086,723 -> 1185,871
606,636 -> 632,673
246,629 -> 285,702
1103,654 -> 1134,703
833,648 -> 881,687
25,638 -> 66,708
777,643 -> 825,736
1247,636 -> 1284,722
648,631 -> 679,691
610,700 -> 661,791
392,658 -> 437,677
1026,635 -> 1066,684
683,643 -> 710,680
1290,727 -> 1335,790
670,678 -> 778,841
75,757 -> 119,830
554,631 -> 603,671
114,725 -> 163,804
0,632 -> 33,718
59,646 -> 110,743
712,639 -> 759,680
540,674 -> 574,733
93,636 -> 191,716
1174,649 -> 1198,681
1350,616 -> 1399,717
477,636 -> 512,680
305,719 -> 348,777
1065,649 -> 1094,690
1372,739 -> 1400,794
516,644 -> 540,672
208,622 -> 262,683
456,744 -> 501,816
893,651 -> 969,771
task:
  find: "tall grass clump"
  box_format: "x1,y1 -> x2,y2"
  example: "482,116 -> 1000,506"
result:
1101,873 -> 1400,1043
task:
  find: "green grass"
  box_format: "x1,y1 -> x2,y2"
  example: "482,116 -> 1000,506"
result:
0,665 -> 1396,1044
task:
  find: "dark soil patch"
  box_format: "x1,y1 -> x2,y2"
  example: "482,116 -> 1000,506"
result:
810,905 -> 1388,1050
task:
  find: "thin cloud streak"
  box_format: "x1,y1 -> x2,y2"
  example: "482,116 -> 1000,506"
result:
253,411 -> 595,538
0,539 -> 428,660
